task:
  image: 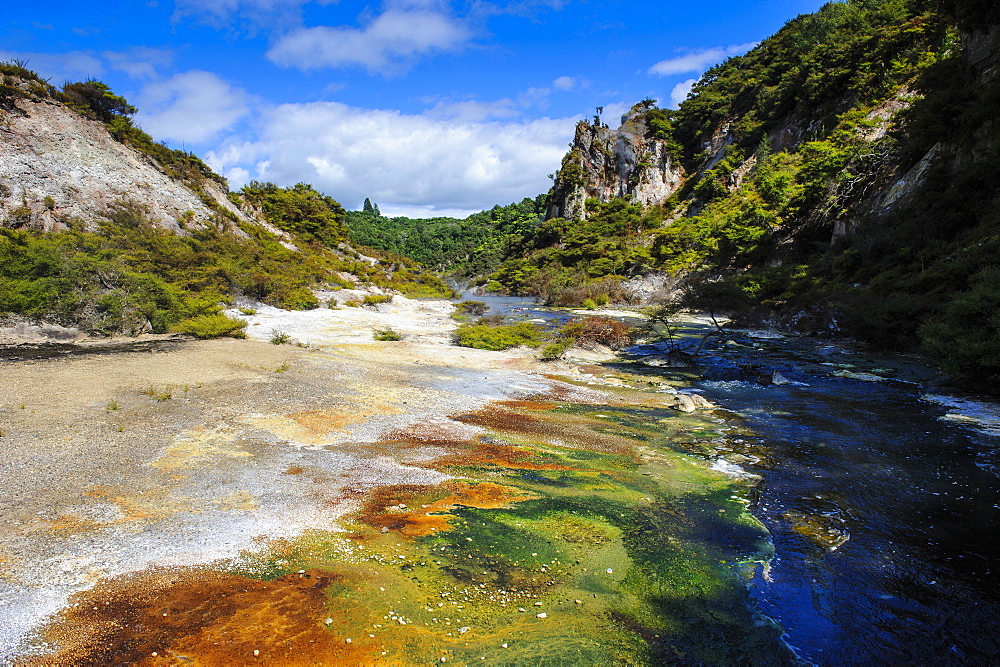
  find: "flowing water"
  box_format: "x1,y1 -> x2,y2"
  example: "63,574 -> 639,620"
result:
474,294 -> 1000,664
683,335 -> 1000,664
9,296 -> 999,663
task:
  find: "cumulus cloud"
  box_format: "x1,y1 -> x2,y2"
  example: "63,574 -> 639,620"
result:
424,98 -> 520,122
266,9 -> 473,74
205,101 -> 576,214
552,75 -> 578,91
648,42 -> 758,77
135,71 -> 252,144
669,78 -> 697,108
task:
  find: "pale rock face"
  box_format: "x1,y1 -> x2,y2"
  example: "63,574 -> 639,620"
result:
547,104 -> 685,220
0,96 -> 222,231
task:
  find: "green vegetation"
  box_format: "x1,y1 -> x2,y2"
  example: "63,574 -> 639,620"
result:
450,299 -> 490,321
239,181 -> 347,247
0,199 -> 354,334
140,385 -> 172,402
362,294 -> 392,306
453,321 -> 544,351
482,197 -> 662,304
454,315 -> 634,358
372,327 -> 402,341
0,71 -> 450,337
466,0 -> 1000,377
345,196 -> 546,277
172,313 -> 248,339
269,329 -> 292,345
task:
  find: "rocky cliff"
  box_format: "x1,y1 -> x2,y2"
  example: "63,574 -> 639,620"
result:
546,102 -> 685,220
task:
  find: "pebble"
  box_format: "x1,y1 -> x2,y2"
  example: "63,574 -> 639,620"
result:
536,612 -> 547,619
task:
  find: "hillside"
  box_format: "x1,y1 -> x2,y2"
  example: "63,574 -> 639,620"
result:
0,64 -> 450,337
480,0 -> 1000,375
344,196 -> 546,278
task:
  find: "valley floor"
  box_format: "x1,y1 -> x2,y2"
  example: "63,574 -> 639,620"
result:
1,299 -> 765,664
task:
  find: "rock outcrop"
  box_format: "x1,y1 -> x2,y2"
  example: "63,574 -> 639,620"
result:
546,102 -> 685,220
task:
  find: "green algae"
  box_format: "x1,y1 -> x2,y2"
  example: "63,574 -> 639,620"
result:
222,383 -> 784,664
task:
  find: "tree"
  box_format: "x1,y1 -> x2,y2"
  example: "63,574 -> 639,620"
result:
61,80 -> 136,122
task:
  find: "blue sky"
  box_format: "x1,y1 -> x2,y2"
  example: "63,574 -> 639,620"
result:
2,0 -> 828,216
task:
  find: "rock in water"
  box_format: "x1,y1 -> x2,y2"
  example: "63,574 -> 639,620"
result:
675,394 -> 697,412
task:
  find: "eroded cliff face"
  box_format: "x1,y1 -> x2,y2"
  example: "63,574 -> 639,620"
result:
0,80 -> 234,233
546,104 -> 685,220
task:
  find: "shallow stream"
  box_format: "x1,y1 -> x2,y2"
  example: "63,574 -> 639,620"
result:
475,294 -> 1000,663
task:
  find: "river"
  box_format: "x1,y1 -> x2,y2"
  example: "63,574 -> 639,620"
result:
474,294 -> 1000,664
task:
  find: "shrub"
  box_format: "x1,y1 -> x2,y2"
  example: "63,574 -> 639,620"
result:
270,328 -> 292,345
277,286 -> 320,310
172,314 -> 247,339
363,294 -> 393,306
556,316 -> 635,350
373,328 -> 402,341
454,300 -> 489,316
575,316 -> 634,349
140,385 -> 172,402
539,339 -> 574,361
454,321 -> 543,350
238,307 -> 257,316
451,300 -> 490,321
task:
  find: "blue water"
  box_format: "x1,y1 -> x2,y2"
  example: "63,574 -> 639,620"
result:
682,334 -> 1000,664
464,297 -> 1000,663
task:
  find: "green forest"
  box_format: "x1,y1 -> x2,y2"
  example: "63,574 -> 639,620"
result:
342,0 -> 1000,376
344,195 -> 546,278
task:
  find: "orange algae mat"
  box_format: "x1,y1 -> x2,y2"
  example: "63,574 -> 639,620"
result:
26,391 -> 781,665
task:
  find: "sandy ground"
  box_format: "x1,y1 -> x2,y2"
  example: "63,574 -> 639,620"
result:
0,296 -> 614,660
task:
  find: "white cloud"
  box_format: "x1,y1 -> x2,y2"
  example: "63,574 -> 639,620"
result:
425,98 -> 520,122
0,50 -> 104,83
267,9 -> 472,74
648,42 -> 758,77
135,71 -> 252,144
669,78 -> 697,108
552,76 -> 577,91
103,47 -> 174,80
206,101 -> 576,213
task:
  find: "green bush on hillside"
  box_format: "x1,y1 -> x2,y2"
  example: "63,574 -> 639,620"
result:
172,314 -> 248,339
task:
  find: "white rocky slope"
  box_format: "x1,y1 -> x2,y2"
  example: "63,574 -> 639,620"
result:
1,89 -> 227,232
